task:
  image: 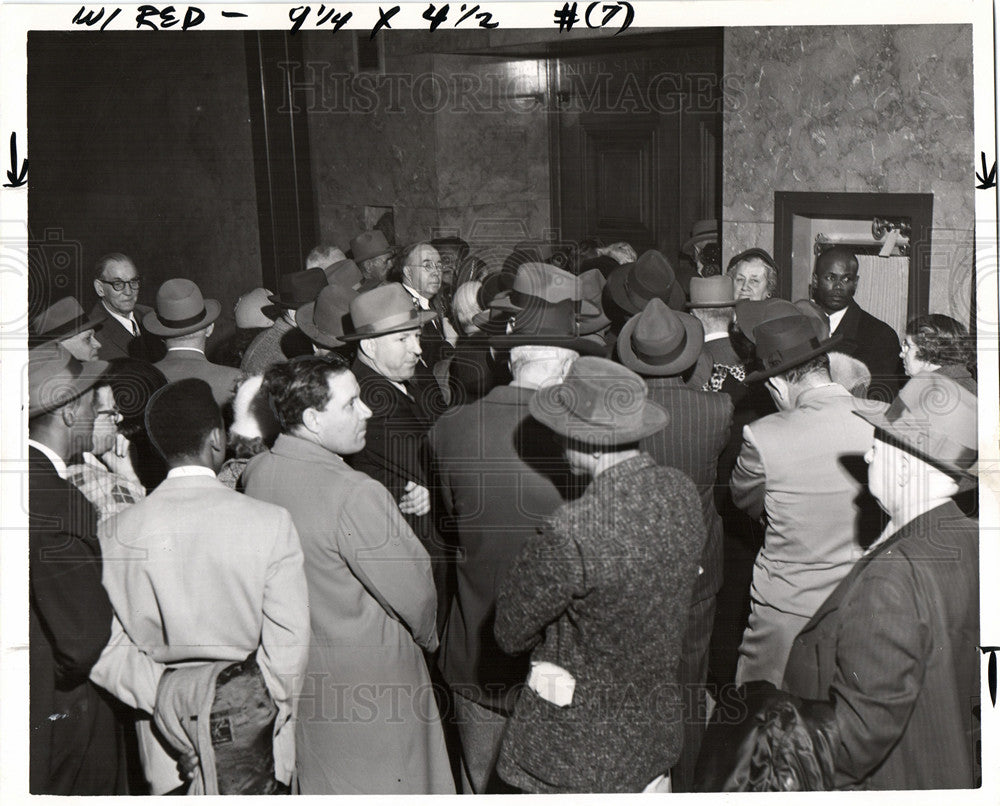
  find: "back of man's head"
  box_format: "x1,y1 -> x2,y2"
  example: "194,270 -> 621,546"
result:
264,355 -> 350,434
146,378 -> 223,466
690,306 -> 733,335
509,344 -> 578,389
776,353 -> 832,387
306,244 -> 346,270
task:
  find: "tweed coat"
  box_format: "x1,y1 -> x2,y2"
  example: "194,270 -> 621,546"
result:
730,384 -> 886,686
89,300 -> 165,362
829,300 -> 905,401
240,317 -> 313,375
783,500 -> 979,789
154,348 -> 242,405
91,472 -> 310,793
494,455 -> 705,793
29,447 -> 126,794
429,383 -> 576,712
242,434 -> 454,794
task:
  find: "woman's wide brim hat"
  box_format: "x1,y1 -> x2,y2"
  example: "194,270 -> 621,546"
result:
529,355 -> 669,445
340,283 -> 437,341
618,298 -> 705,377
143,278 -> 221,337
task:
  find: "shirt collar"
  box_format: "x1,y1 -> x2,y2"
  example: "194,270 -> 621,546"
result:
28,439 -> 68,479
703,331 -> 728,342
166,347 -> 206,356
403,285 -> 430,310
828,306 -> 849,333
102,302 -> 139,332
166,465 -> 217,479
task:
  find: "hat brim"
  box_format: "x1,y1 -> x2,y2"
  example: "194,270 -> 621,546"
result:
29,358 -> 110,418
606,265 -> 686,315
616,309 -> 704,377
296,301 -> 352,349
30,313 -> 104,347
339,310 -> 438,342
853,408 -> 978,483
489,331 -> 606,356
577,312 -> 612,336
143,300 -> 221,337
529,387 -> 669,445
744,334 -> 842,383
681,233 -> 717,256
471,309 -> 513,333
685,299 -> 735,310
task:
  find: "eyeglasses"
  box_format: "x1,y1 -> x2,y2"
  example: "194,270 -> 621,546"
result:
409,261 -> 442,272
818,273 -> 857,288
99,277 -> 141,292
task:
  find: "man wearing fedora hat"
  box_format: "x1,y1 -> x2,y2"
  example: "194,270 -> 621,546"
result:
604,249 -> 687,335
493,357 -> 706,793
783,373 -> 978,789
616,297 -> 734,791
430,298 -> 600,793
676,219 -> 721,296
148,279 -> 241,406
730,314 -> 888,688
350,229 -> 394,284
241,267 -> 328,375
27,344 -> 127,793
90,252 -> 165,362
686,275 -> 739,368
30,295 -> 104,361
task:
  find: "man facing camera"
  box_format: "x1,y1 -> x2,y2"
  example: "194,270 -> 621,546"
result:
90,253 -> 164,361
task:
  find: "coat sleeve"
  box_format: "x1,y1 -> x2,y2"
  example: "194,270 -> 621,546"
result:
494,525 -> 585,655
827,564 -> 930,787
339,478 -> 439,651
256,508 -> 311,713
730,424 -> 767,522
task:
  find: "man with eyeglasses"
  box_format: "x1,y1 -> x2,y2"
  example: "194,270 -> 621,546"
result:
810,246 -> 904,400
90,253 -> 165,362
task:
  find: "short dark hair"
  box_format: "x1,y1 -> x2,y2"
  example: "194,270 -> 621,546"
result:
777,353 -> 831,384
264,355 -> 350,433
145,378 -> 222,461
94,252 -> 133,280
905,314 -> 973,368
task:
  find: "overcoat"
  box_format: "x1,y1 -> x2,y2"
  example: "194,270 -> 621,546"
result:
830,300 -> 905,400
89,300 -> 165,362
783,500 -> 979,789
154,349 -> 242,404
242,434 -> 454,794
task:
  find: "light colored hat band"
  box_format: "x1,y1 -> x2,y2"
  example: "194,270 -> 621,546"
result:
354,309 -> 423,335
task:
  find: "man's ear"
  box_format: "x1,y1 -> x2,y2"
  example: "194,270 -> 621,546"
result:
401,265 -> 413,288
60,399 -> 77,427
358,337 -> 376,360
301,406 -> 319,435
208,425 -> 225,454
94,277 -> 106,299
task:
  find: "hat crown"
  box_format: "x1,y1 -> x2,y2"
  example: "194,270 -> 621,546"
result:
28,343 -> 108,417
312,284 -> 356,332
884,374 -> 977,466
633,298 -> 686,353
347,283 -> 429,338
234,288 -> 275,329
155,278 -> 206,319
32,296 -> 86,334
511,262 -> 577,302
552,356 -> 649,432
688,275 -> 734,306
324,258 -> 362,288
754,315 -> 822,370
277,268 -> 328,306
508,298 -> 579,338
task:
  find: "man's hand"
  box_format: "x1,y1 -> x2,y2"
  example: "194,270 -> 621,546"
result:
99,435 -> 140,482
177,748 -> 200,783
398,481 -> 430,516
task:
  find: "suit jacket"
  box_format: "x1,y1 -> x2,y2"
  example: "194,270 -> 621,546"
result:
731,384 -> 886,620
830,300 -> 905,401
494,455 -> 705,793
429,383 -> 577,710
242,435 -> 453,794
783,500 -> 979,790
703,335 -> 741,368
89,301 -> 165,362
91,472 -> 310,792
28,447 -> 125,794
155,348 -> 242,404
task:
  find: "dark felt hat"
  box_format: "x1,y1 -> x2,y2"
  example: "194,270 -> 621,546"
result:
529,356 -> 669,445
606,249 -> 686,314
350,230 -> 393,263
340,283 -> 437,341
489,299 -> 605,356
727,247 -> 778,273
267,268 -> 329,310
144,279 -> 222,337
296,283 -> 360,348
617,298 -> 705,377
745,314 -> 842,382
735,298 -> 828,343
854,372 -> 978,480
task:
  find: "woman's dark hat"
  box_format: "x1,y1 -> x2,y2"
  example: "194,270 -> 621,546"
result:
618,298 -> 705,377
529,355 -> 669,445
745,314 -> 842,382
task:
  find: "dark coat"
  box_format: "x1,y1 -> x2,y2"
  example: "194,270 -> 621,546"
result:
90,301 -> 165,362
494,455 -> 705,793
702,336 -> 741,368
783,500 -> 979,790
29,447 -> 125,794
830,300 -> 905,401
429,384 -> 576,711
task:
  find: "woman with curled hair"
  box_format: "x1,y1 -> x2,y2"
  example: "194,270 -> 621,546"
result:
901,314 -> 976,393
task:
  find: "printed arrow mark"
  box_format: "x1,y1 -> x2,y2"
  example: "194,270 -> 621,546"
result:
4,132 -> 28,188
975,152 -> 996,190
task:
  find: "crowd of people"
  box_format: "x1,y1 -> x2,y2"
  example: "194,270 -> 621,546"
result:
27,223 -> 980,794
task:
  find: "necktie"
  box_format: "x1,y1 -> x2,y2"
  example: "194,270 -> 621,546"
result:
131,320 -> 140,336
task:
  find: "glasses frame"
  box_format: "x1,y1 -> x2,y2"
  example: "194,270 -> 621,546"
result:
99,277 -> 142,292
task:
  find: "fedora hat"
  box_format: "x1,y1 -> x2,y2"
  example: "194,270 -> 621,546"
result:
606,249 -> 686,314
793,299 -> 831,339
735,298 -> 827,343
854,373 -> 977,480
618,298 -> 705,377
144,279 -> 222,337
685,275 -> 736,309
296,283 -> 359,348
28,343 -> 109,418
234,288 -> 276,330
681,219 -> 719,256
321,258 -> 363,288
490,299 -> 605,356
30,296 -> 103,346
267,268 -> 328,310
341,283 -> 437,341
745,314 -> 842,382
350,230 -> 393,263
529,356 -> 668,445
576,268 -> 611,335
488,263 -> 600,317
471,273 -> 514,333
